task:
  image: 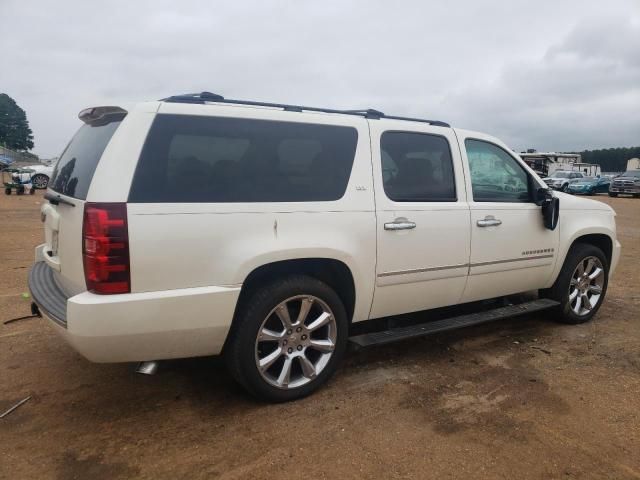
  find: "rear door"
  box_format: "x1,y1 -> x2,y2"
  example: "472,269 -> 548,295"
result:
41,111 -> 125,295
369,120 -> 471,319
456,130 -> 560,303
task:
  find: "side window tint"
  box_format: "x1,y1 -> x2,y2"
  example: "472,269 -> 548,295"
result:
465,139 -> 531,202
380,132 -> 456,202
129,115 -> 358,203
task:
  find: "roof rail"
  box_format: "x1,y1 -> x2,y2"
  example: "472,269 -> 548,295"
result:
160,92 -> 450,127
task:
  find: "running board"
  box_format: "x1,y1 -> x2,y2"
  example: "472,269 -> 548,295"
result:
349,298 -> 560,348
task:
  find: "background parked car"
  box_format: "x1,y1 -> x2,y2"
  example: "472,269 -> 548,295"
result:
567,176 -> 610,195
609,170 -> 640,197
15,164 -> 54,189
542,171 -> 584,191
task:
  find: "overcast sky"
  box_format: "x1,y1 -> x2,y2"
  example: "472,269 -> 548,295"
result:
1,0 -> 639,158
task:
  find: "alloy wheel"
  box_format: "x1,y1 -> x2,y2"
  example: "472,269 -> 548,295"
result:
255,295 -> 337,389
32,175 -> 48,189
568,256 -> 605,316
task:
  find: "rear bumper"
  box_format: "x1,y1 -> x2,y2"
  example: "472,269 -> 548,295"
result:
28,261 -> 241,362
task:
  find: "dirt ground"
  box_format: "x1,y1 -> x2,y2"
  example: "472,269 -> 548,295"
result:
1,190 -> 639,480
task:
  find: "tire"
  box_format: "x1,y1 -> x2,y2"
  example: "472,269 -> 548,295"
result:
225,275 -> 348,402
609,192 -> 618,197
543,243 -> 608,324
561,184 -> 568,192
31,174 -> 49,189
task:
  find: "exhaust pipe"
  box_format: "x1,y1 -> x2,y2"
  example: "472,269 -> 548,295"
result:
135,361 -> 159,375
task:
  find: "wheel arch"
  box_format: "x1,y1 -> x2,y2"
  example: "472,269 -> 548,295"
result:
547,226 -> 615,288
234,257 -> 357,325
570,233 -> 613,266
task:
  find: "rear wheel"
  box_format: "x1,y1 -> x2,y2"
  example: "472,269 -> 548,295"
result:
225,275 -> 348,402
31,174 -> 49,189
543,243 -> 608,324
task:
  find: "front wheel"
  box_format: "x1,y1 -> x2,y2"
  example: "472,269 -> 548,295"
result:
543,243 -> 608,324
225,275 -> 348,402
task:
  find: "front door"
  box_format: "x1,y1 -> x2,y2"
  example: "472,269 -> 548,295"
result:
457,132 -> 560,303
369,121 -> 471,319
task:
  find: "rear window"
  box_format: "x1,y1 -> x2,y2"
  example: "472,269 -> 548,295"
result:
128,115 -> 358,203
49,120 -> 122,199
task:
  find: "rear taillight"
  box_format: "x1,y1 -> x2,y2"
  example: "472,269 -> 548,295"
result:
82,203 -> 130,294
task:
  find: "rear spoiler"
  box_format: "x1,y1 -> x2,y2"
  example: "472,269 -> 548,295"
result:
78,106 -> 127,126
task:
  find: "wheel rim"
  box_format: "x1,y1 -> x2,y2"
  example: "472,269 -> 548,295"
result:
255,295 -> 337,390
569,256 -> 605,316
32,175 -> 48,188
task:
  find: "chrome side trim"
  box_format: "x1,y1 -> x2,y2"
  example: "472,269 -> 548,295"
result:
378,254 -> 555,278
470,254 -> 554,268
378,263 -> 469,278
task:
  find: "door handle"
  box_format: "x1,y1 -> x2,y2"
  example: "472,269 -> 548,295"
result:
384,219 -> 416,231
477,215 -> 502,227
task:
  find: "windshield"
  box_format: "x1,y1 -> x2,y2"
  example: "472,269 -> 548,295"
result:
552,172 -> 570,178
579,177 -> 596,182
621,170 -> 640,178
49,119 -> 123,199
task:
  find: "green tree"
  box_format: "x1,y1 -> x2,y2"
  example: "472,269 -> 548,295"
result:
0,93 -> 34,151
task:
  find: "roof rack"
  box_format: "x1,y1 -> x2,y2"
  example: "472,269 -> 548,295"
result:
160,92 -> 450,127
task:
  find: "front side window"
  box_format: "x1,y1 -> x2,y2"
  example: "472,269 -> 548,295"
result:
465,139 -> 531,202
380,131 -> 456,202
129,115 -> 358,203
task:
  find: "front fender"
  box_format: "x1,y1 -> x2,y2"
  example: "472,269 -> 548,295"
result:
545,210 -> 618,288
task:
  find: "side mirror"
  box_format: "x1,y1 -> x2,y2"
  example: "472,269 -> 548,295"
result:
534,187 -> 559,230
534,187 -> 552,206
542,196 -> 560,230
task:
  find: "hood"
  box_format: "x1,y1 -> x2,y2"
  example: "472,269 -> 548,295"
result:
554,191 -> 613,212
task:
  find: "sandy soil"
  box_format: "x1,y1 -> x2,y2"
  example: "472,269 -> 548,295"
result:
1,191 -> 639,480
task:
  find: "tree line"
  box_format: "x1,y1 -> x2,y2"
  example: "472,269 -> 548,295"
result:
575,147 -> 640,173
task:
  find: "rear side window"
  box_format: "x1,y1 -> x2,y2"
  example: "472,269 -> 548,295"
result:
129,115 -> 358,203
380,131 -> 456,202
49,120 -> 122,199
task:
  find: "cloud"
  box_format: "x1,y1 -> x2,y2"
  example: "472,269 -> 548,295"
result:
443,15 -> 640,151
0,0 -> 638,156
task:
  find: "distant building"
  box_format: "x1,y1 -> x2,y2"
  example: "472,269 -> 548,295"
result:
628,158 -> 640,171
519,152 -> 584,176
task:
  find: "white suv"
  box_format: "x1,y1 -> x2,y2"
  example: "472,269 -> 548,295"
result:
29,92 -> 621,401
